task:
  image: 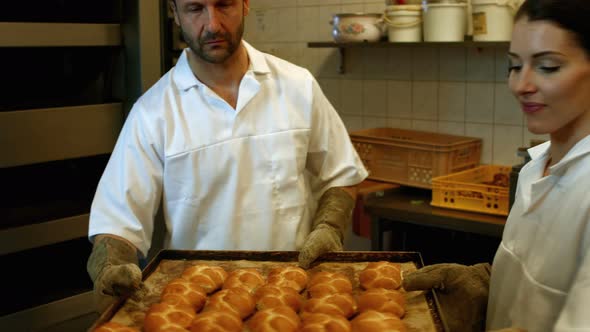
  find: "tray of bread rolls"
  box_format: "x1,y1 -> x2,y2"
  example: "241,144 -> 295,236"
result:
89,250 -> 448,332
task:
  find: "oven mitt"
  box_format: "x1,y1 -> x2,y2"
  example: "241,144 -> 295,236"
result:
298,187 -> 355,269
403,263 -> 491,332
87,236 -> 143,313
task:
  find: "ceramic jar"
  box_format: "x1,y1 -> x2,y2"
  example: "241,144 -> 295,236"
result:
331,13 -> 384,42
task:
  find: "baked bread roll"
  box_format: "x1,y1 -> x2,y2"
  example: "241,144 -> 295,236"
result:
189,310 -> 243,332
143,302 -> 196,332
350,310 -> 406,332
266,266 -> 308,292
300,312 -> 352,332
254,284 -> 303,312
248,306 -> 301,332
222,268 -> 265,293
302,293 -> 357,318
94,322 -> 139,332
202,287 -> 256,319
181,264 -> 228,294
357,288 -> 406,318
307,271 -> 353,298
359,261 -> 402,290
160,277 -> 207,312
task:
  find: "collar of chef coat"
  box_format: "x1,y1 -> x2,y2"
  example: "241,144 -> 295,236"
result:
172,40 -> 271,92
519,135 -> 590,214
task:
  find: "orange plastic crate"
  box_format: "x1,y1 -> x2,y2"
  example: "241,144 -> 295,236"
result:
431,165 -> 511,216
350,128 -> 482,188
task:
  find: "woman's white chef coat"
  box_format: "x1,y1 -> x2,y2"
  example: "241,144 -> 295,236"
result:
88,41 -> 368,257
487,135 -> 590,331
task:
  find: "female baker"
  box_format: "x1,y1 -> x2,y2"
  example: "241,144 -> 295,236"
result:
402,0 -> 590,331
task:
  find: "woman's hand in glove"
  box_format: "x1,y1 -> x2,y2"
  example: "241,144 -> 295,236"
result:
298,187 -> 356,269
403,263 -> 491,332
87,236 -> 143,313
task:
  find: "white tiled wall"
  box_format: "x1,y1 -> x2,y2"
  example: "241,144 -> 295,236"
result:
244,0 -> 548,166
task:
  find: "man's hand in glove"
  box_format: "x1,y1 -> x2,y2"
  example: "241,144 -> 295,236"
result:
87,235 -> 143,313
298,187 -> 356,269
403,263 -> 491,332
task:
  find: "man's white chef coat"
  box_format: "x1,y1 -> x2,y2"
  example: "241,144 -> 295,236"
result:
88,41 -> 368,257
487,135 -> 590,331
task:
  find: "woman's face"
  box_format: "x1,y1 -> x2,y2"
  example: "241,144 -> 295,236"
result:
508,17 -> 590,139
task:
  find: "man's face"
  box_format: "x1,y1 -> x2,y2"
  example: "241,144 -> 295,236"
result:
172,0 -> 249,64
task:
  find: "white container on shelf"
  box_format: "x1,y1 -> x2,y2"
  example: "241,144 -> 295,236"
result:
384,0 -> 423,4
384,5 -> 422,42
422,2 -> 467,42
331,13 -> 384,43
471,0 -> 520,41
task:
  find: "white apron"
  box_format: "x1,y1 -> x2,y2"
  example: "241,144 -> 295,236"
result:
88,41 -> 368,256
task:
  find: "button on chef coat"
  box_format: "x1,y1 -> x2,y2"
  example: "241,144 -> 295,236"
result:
88,41 -> 368,257
487,135 -> 590,331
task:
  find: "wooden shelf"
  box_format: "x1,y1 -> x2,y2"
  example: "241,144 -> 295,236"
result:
0,22 -> 121,47
308,41 -> 509,48
307,40 -> 509,73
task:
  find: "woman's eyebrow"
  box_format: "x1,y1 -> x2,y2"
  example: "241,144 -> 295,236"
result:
531,51 -> 566,58
508,51 -> 565,58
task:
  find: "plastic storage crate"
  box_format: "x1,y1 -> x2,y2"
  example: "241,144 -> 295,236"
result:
350,128 -> 482,188
431,165 -> 511,216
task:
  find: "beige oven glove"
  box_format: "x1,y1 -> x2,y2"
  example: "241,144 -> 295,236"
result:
403,263 -> 491,332
87,236 -> 143,313
298,187 -> 355,269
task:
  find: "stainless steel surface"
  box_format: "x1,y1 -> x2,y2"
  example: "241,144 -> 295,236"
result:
138,0 -> 163,93
121,0 -> 163,110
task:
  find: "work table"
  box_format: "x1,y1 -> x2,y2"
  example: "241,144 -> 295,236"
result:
364,186 -> 507,252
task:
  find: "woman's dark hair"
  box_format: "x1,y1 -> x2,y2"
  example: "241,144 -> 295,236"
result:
515,0 -> 590,55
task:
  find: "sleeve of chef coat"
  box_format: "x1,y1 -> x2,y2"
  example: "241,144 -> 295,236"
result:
305,75 -> 368,196
87,101 -> 164,258
553,212 -> 590,331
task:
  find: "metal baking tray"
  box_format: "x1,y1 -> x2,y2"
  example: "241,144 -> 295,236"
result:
89,250 -> 448,331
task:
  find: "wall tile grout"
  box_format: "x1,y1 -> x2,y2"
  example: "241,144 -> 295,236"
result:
247,0 -> 543,165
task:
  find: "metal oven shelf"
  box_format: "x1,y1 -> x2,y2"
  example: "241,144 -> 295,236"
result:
0,214 -> 89,255
0,103 -> 123,168
0,22 -> 121,47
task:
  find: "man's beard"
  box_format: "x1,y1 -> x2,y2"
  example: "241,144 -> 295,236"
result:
181,21 -> 244,64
